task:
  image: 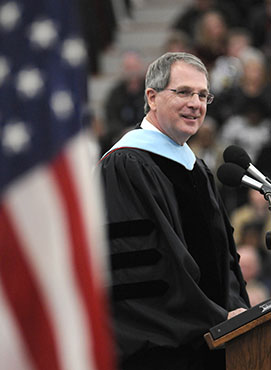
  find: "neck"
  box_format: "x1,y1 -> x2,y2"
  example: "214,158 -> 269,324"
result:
146,112 -> 159,129
145,112 -> 187,146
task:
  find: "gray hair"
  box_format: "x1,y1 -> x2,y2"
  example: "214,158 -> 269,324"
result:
144,52 -> 209,114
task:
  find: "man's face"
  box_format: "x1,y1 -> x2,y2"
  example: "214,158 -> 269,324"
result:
147,62 -> 208,145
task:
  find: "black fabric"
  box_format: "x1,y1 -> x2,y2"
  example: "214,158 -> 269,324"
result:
100,148 -> 250,370
122,343 -> 225,370
112,280 -> 169,301
111,248 -> 161,270
109,219 -> 155,239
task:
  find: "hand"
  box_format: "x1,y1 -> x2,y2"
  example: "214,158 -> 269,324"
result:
227,307 -> 247,320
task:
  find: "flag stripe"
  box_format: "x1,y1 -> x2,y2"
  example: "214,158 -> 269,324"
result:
3,147 -> 96,370
52,150 -> 115,370
0,206 -> 62,370
0,282 -> 35,370
66,133 -> 110,286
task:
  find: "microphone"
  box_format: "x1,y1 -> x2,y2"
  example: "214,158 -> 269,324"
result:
217,163 -> 271,201
223,145 -> 271,186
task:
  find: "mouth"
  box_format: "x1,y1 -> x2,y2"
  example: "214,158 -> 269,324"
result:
181,114 -> 199,120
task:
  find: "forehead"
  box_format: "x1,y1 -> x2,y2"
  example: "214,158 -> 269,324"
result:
169,61 -> 208,89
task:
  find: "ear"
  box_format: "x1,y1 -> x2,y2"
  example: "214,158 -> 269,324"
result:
146,88 -> 157,111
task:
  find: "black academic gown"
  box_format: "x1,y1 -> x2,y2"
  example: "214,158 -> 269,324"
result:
100,147 -> 250,370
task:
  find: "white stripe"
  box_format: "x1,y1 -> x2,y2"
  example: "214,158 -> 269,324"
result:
5,149 -> 96,370
0,282 -> 35,370
66,133 -> 111,286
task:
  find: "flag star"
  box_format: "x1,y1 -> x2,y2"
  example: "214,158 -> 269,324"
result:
0,1 -> 21,32
50,90 -> 74,120
16,67 -> 44,98
0,56 -> 10,85
61,37 -> 87,67
2,121 -> 30,154
28,18 -> 58,49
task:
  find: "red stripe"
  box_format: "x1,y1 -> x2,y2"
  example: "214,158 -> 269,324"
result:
51,152 -> 115,370
99,146 -> 134,162
0,205 -> 62,370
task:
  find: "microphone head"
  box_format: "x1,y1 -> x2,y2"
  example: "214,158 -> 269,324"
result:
217,162 -> 246,187
223,145 -> 251,170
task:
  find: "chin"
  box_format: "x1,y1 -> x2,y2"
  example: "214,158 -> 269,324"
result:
184,127 -> 199,138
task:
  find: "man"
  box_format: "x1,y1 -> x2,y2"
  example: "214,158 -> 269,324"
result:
102,51 -> 146,153
99,52 -> 249,370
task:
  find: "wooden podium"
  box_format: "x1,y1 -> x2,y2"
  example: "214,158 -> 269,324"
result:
204,299 -> 271,370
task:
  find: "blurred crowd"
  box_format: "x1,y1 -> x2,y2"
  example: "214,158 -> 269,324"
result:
81,0 -> 271,307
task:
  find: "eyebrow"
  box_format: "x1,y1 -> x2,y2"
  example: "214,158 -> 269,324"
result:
175,85 -> 209,93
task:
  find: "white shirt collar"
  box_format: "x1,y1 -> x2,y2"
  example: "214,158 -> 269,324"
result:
140,117 -> 161,132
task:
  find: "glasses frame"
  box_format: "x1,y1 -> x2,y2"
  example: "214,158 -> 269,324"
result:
157,88 -> 214,105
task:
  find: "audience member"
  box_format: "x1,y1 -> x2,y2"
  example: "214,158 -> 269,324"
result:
238,244 -> 262,282
188,115 -> 223,175
238,221 -> 271,295
210,28 -> 251,94
193,10 -> 228,70
231,189 -> 271,248
101,50 -> 146,153
218,99 -> 271,214
255,142 -> 271,179
245,280 -> 270,307
78,0 -> 117,74
162,30 -> 194,54
225,0 -> 263,28
240,222 -> 266,250
209,47 -> 271,126
219,98 -> 271,163
238,244 -> 271,305
248,0 -> 271,58
171,0 -> 239,38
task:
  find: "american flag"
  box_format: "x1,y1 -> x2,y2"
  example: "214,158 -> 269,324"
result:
0,0 -> 115,370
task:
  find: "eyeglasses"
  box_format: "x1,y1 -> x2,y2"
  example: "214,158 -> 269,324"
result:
158,88 -> 214,104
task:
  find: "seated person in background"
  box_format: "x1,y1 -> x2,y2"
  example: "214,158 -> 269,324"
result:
193,9 -> 229,71
245,280 -> 270,307
238,221 -> 271,294
162,30 -> 195,54
171,0 -> 239,38
99,52 -> 249,370
255,142 -> 271,180
188,115 -> 223,176
210,28 -> 252,94
101,50 -> 146,153
218,98 -> 271,163
230,189 -> 271,248
238,244 -> 271,306
209,46 -> 271,126
248,0 -> 271,56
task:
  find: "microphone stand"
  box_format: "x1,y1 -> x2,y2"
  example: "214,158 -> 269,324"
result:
264,193 -> 271,250
266,231 -> 271,250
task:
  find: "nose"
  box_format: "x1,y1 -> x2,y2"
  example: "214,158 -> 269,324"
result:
187,93 -> 201,108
